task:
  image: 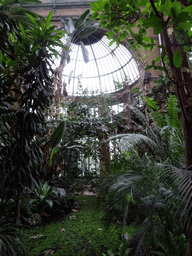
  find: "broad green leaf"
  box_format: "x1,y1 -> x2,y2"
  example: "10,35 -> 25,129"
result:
67,16 -> 75,34
48,121 -> 66,148
174,28 -> 192,44
80,9 -> 90,21
173,50 -> 183,68
46,200 -> 53,208
40,195 -> 45,201
172,0 -> 182,17
78,23 -> 99,39
159,0 -> 172,16
176,12 -> 191,23
45,11 -> 53,29
62,17 -> 75,34
91,11 -> 99,20
145,65 -> 153,70
75,9 -> 90,29
170,7 -> 176,20
137,0 -> 148,7
143,15 -> 163,29
18,23 -> 26,38
48,146 -> 58,166
141,4 -> 150,16
108,40 -> 113,46
80,41 -> 89,63
142,36 -> 152,43
99,0 -> 104,10
90,1 -> 99,11
26,13 -> 38,26
153,24 -> 165,34
153,65 -> 165,71
182,5 -> 192,15
178,22 -> 192,31
154,56 -> 161,63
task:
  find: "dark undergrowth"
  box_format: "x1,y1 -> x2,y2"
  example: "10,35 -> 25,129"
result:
19,195 -> 137,256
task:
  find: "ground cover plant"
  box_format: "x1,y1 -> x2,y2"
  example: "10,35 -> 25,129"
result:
19,195 -> 138,256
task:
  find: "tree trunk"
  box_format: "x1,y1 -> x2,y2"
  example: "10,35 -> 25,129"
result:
49,49 -> 68,134
143,82 -> 149,124
162,28 -> 192,256
162,29 -> 192,169
16,191 -> 21,223
99,136 -> 110,178
55,49 -> 69,121
124,82 -> 131,128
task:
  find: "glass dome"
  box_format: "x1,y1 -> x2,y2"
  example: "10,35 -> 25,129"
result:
54,32 -> 140,97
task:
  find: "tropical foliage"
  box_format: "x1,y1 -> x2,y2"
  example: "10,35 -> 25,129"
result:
97,93 -> 191,255
99,149 -> 189,255
1,0 -> 192,255
0,221 -> 27,256
30,181 -> 57,213
90,0 -> 192,169
0,0 -> 65,223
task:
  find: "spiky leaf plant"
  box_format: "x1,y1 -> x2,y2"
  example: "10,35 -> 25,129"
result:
0,221 -> 27,256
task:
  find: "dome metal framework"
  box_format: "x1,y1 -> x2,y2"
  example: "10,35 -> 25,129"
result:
54,32 -> 140,97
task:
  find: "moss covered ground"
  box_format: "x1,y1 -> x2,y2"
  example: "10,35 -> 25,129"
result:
19,195 -> 137,256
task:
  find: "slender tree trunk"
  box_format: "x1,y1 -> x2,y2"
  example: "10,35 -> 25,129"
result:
16,191 -> 21,223
124,82 -> 131,128
99,134 -> 110,178
16,117 -> 25,223
98,107 -> 110,178
57,49 -> 68,119
143,82 -> 149,124
162,29 -> 192,169
50,68 -> 58,119
48,68 -> 58,136
48,49 -> 68,135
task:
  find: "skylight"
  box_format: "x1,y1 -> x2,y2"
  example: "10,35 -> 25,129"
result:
53,33 -> 140,97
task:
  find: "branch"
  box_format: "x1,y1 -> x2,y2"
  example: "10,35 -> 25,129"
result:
161,54 -> 175,83
149,0 -> 162,18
